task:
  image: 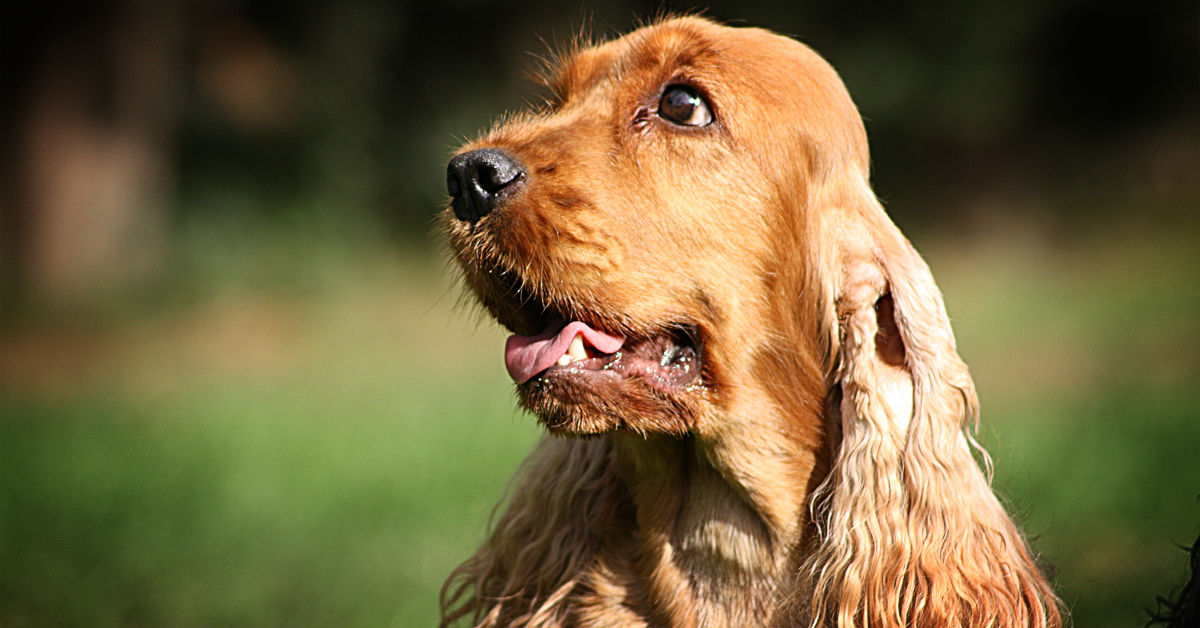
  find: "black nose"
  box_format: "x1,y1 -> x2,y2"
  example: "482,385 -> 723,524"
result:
446,148 -> 525,223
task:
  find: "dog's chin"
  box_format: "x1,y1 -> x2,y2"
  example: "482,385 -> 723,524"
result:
518,369 -> 700,437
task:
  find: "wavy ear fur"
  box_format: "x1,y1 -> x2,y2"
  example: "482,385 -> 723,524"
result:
803,168 -> 1062,628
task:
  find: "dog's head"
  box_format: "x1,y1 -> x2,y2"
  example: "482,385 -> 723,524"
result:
443,16 -> 870,438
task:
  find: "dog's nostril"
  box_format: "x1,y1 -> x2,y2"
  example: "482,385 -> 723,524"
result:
446,148 -> 525,223
478,157 -> 521,193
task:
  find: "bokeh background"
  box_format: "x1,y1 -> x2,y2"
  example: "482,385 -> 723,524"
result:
2,0 -> 1197,625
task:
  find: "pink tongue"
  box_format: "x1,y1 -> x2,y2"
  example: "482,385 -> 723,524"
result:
504,321 -> 625,384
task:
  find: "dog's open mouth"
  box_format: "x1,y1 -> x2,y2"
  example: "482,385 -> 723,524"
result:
463,261 -> 704,395
504,318 -> 700,392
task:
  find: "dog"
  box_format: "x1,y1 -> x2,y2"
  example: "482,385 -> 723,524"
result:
439,16 -> 1061,628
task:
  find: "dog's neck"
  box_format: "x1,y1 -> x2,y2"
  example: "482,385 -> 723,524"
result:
610,428 -> 823,627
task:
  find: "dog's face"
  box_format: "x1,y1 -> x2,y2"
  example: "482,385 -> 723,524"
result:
444,18 -> 867,437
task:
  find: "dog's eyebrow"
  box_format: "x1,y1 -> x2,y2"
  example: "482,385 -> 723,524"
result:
548,24 -> 721,103
624,25 -> 718,78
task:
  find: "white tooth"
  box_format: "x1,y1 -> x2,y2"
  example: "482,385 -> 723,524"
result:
567,333 -> 587,361
557,354 -> 572,366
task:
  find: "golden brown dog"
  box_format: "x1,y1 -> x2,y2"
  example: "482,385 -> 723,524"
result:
439,16 -> 1061,628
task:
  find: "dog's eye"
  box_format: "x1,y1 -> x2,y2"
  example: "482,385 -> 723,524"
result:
657,85 -> 713,127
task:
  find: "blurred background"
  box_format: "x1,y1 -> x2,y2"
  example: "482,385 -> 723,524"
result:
1,0 -> 1197,625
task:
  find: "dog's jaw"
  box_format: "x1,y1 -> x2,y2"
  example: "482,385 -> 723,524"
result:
447,210 -> 718,436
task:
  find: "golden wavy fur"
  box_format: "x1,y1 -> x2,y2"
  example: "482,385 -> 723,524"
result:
439,16 -> 1061,628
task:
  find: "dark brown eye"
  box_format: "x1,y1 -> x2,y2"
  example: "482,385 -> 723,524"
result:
657,84 -> 713,127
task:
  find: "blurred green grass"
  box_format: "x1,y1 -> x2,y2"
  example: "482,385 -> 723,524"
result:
1,223 -> 543,625
2,221 -> 1198,626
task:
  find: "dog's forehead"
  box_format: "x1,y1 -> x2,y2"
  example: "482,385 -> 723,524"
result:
551,18 -> 796,97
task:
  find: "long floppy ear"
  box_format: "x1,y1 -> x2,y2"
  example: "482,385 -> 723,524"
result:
802,168 -> 1062,628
